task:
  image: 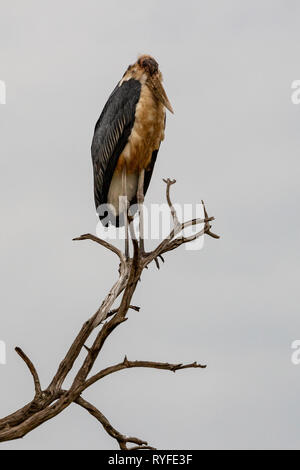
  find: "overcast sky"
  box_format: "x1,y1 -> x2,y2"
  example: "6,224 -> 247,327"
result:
0,0 -> 300,450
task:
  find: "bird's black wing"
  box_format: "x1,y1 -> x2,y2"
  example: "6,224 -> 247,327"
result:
91,78 -> 141,213
143,149 -> 159,196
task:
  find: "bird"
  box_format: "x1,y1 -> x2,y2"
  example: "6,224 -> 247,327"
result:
91,54 -> 173,256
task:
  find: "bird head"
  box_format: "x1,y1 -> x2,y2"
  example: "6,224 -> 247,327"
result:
136,54 -> 174,114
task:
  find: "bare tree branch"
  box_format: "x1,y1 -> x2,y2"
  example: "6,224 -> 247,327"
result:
163,178 -> 181,231
83,357 -> 207,391
104,305 -> 140,321
141,180 -> 219,269
0,177 -> 219,449
74,396 -> 155,450
15,347 -> 42,397
202,200 -> 220,239
73,233 -> 126,265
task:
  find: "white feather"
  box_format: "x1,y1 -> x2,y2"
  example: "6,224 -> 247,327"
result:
108,172 -> 138,216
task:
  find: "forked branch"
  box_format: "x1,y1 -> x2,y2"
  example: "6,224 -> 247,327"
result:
75,396 -> 155,450
0,178 -> 219,449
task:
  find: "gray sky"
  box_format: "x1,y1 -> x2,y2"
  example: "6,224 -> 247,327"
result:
0,0 -> 300,449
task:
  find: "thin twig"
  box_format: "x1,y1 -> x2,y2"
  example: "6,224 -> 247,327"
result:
202,200 -> 220,239
73,233 -> 126,265
104,305 -> 140,321
75,396 -> 154,450
15,347 -> 42,397
0,176 -> 218,449
163,178 -> 181,231
83,357 -> 206,391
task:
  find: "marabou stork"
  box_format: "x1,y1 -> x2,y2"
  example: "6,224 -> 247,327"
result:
91,55 -> 173,257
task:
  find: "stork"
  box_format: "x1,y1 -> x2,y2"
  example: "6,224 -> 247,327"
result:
91,55 -> 173,257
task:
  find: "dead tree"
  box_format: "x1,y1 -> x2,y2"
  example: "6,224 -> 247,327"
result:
0,179 -> 219,449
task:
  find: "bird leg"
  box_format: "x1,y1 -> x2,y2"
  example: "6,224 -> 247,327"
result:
137,169 -> 145,255
122,164 -> 129,259
128,213 -> 137,246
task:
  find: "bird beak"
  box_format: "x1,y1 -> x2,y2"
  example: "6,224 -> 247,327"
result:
150,77 -> 174,114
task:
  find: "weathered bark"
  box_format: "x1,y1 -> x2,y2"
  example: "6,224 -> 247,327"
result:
0,179 -> 219,449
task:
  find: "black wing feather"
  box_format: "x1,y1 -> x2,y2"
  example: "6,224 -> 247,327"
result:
144,149 -> 159,195
91,79 -> 141,213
